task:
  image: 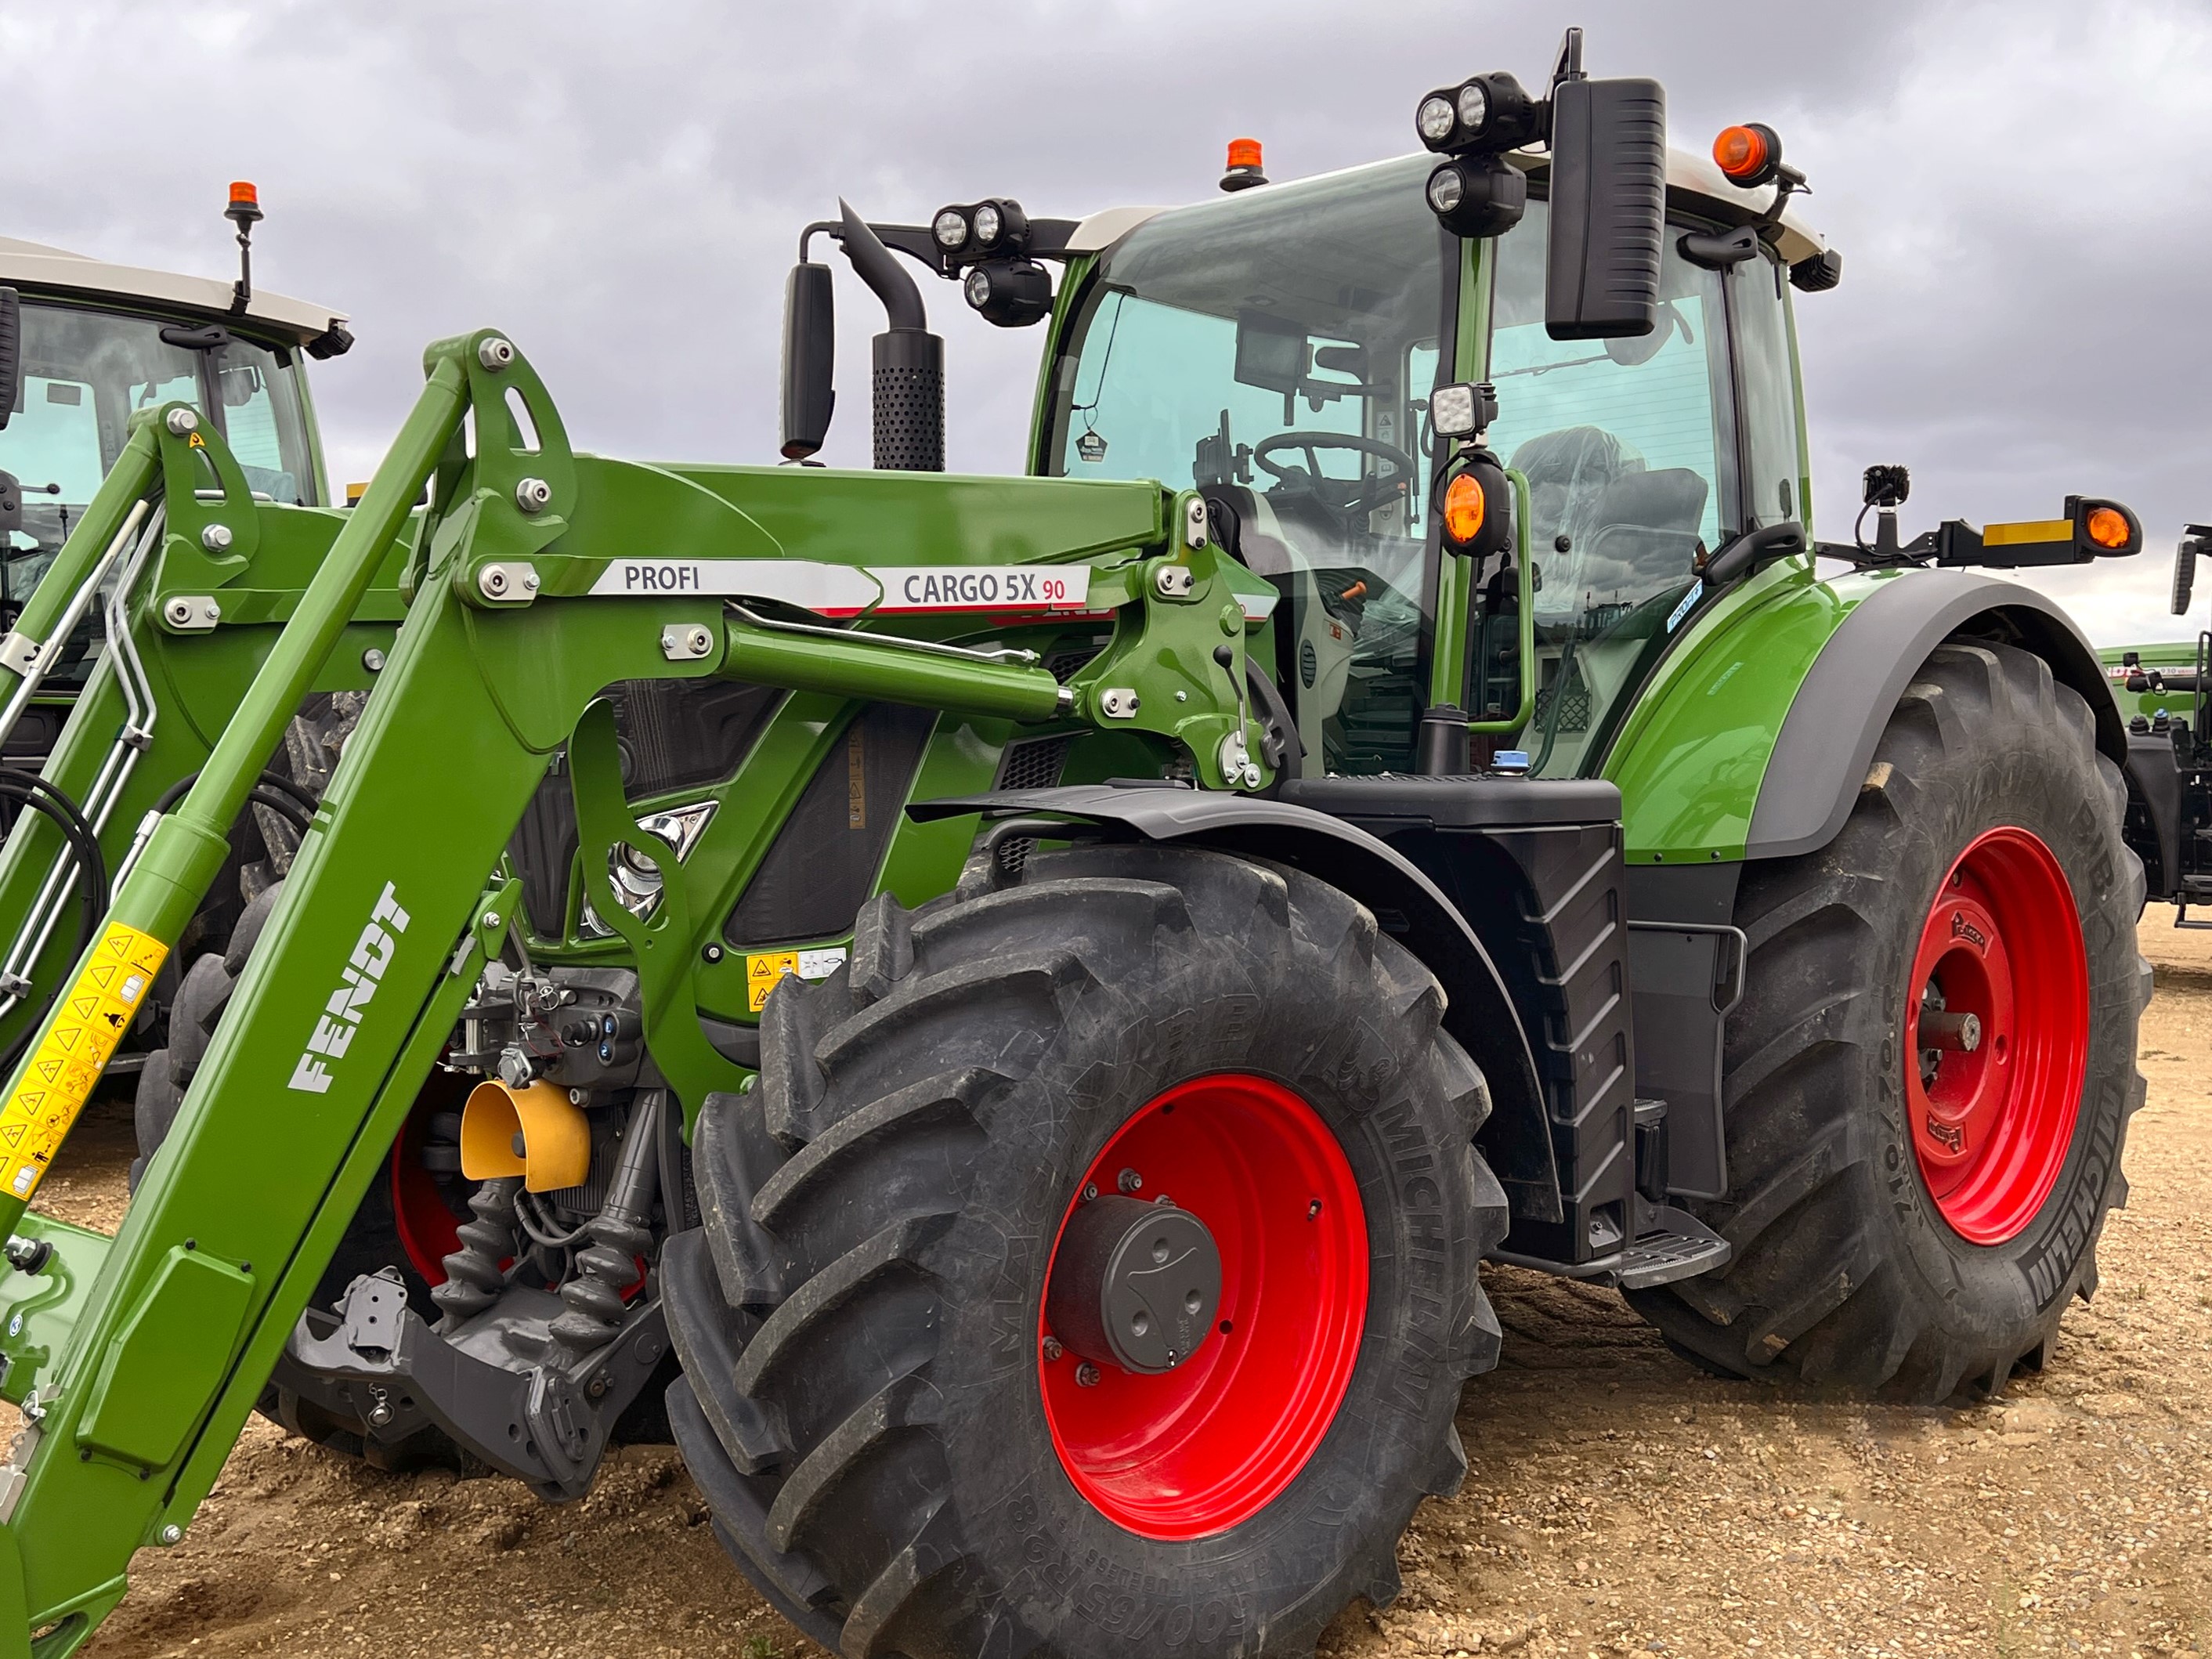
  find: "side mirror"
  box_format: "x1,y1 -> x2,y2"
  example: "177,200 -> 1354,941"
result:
0,288 -> 19,434
2175,525 -> 2212,616
779,262 -> 836,461
1545,77 -> 1667,342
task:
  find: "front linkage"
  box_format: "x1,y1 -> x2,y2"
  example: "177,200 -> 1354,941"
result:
0,331 -> 1275,1655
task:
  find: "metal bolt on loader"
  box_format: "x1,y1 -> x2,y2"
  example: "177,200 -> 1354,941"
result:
0,31 -> 2155,1659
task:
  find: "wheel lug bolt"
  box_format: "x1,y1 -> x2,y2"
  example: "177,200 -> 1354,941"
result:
1075,1362 -> 1101,1388
1308,1198 -> 1324,1220
1080,1182 -> 1098,1202
1041,1336 -> 1064,1361
1117,1168 -> 1143,1194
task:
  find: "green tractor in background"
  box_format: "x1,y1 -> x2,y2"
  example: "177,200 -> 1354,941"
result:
2102,526 -> 2212,920
0,189 -> 353,1104
0,32 -> 2160,1659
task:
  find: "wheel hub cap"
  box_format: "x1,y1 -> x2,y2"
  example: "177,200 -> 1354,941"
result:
1046,1195 -> 1222,1375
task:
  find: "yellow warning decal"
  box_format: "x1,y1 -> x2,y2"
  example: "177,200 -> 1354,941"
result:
1,923 -> 168,1204
743,946 -> 850,1014
746,950 -> 801,1014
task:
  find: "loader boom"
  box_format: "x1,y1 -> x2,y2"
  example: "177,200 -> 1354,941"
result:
0,329 -> 1244,1654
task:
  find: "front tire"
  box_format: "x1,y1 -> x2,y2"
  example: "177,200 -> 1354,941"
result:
1630,641 -> 2148,1400
666,843 -> 1508,1657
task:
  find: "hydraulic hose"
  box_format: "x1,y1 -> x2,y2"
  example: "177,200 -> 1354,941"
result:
150,768 -> 318,841
0,766 -> 108,1073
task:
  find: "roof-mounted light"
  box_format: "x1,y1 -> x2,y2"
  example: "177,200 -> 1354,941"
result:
1220,137 -> 1267,193
928,198 -> 1030,265
1713,122 -> 1784,189
1415,70 -> 1542,156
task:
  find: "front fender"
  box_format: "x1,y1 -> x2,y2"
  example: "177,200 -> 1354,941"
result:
909,784 -> 1561,1222
1603,562 -> 2120,864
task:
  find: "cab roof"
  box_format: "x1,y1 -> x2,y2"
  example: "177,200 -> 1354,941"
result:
1066,146 -> 1831,269
0,235 -> 348,349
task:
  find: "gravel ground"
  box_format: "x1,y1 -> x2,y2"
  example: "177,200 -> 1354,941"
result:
16,910 -> 2206,1658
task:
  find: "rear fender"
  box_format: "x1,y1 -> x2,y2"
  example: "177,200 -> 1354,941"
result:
1746,571 -> 2123,860
1605,565 -> 2122,864
909,785 -> 1563,1223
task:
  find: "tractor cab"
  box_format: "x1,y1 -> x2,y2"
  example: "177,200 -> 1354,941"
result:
1032,139 -> 1834,782
0,198 -> 347,714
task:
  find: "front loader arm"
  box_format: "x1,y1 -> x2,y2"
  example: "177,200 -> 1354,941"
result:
0,323 -> 1267,1654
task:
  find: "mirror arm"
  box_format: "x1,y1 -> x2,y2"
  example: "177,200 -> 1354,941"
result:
1701,519 -> 1806,588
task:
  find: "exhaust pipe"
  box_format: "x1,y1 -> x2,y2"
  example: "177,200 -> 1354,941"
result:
836,200 -> 945,472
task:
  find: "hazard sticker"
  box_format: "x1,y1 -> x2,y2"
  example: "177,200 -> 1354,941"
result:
1,923 -> 167,1204
743,946 -> 851,1014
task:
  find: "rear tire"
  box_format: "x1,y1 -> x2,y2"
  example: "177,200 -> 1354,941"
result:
666,843 -> 1507,1657
1629,641 -> 2148,1401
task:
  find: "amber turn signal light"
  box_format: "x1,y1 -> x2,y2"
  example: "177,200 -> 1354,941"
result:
1442,472 -> 1487,544
2085,505 -> 2132,551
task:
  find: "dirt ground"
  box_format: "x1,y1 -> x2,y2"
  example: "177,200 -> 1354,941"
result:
17,910 -> 2207,1658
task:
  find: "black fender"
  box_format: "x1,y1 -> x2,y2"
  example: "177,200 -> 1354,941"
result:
910,783 -> 1563,1222
1747,570 -> 2127,861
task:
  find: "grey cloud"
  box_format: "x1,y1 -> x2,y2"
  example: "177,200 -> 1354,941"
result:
6,0 -> 2201,641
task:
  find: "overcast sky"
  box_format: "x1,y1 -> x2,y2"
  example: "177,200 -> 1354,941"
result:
7,0 -> 2207,644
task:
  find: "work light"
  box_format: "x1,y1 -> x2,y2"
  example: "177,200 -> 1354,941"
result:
972,202 -> 1003,246
962,258 -> 1053,327
933,208 -> 969,250
1425,157 -> 1527,239
1415,71 -> 1542,155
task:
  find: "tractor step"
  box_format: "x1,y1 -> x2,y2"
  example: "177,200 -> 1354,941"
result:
1491,1205 -> 1730,1291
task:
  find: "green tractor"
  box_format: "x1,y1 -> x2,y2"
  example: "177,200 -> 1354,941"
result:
2100,526 -> 2212,920
0,189 -> 354,1108
0,186 -> 350,745
0,34 -> 2156,1659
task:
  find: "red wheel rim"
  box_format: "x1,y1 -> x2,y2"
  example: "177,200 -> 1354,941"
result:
1905,826 -> 2088,1245
1038,1074 -> 1368,1540
390,1090 -> 467,1285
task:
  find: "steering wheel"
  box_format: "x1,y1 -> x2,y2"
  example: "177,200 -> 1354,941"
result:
1252,432 -> 1419,519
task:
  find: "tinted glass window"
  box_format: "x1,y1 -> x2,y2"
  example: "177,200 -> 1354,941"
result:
1731,251 -> 1805,531
1044,156 -> 1448,774
1485,202 -> 1737,776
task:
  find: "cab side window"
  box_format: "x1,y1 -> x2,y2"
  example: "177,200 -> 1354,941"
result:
1730,251 -> 1805,531
1485,203 -> 1737,776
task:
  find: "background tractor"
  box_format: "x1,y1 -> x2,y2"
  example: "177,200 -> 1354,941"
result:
2101,526 -> 2212,920
0,191 -> 356,1112
0,31 -> 2159,1659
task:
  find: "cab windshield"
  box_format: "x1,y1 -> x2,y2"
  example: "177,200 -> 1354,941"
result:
1043,155 -> 1448,775
0,301 -> 318,685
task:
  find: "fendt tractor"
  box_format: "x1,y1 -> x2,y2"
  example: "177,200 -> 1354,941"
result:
0,191 -> 351,1108
0,34 -> 2163,1659
2102,527 -> 2212,922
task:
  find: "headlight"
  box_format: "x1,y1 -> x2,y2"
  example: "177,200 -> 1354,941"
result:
972,201 -> 1003,246
1455,82 -> 1488,132
1416,94 -> 1456,146
932,208 -> 969,249
963,268 -> 993,309
1426,163 -> 1466,215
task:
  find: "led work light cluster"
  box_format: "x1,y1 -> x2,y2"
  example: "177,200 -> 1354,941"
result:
930,197 -> 1053,327
1415,70 -> 1545,239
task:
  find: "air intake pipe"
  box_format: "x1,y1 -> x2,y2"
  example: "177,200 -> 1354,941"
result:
837,200 -> 945,472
